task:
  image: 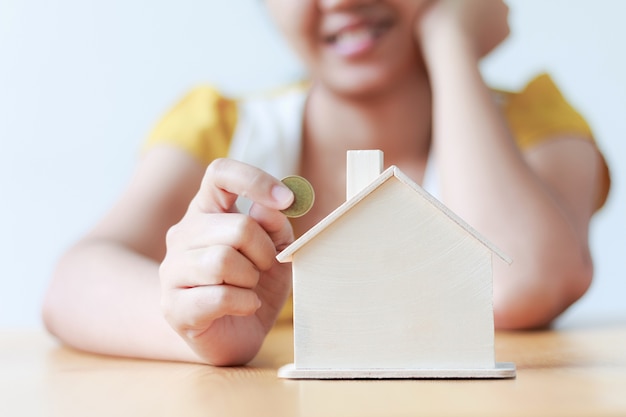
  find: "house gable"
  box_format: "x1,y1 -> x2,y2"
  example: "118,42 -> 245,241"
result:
291,176 -> 496,369
278,166 -> 511,264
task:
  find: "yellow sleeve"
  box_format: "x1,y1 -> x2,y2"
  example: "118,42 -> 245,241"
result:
142,86 -> 238,165
500,73 -> 610,210
502,73 -> 594,149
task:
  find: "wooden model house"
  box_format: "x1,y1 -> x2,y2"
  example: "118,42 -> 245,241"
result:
277,150 -> 516,379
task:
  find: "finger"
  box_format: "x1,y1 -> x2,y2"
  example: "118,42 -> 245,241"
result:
164,285 -> 262,334
205,213 -> 280,271
249,203 -> 295,252
196,158 -> 293,214
166,212 -> 279,272
162,245 -> 261,289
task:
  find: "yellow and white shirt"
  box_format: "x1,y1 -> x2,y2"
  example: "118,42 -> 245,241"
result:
144,73 -> 610,209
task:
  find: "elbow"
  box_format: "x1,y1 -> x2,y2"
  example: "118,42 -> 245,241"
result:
41,249 -> 80,342
493,299 -> 556,330
493,252 -> 593,330
41,266 -> 65,340
41,291 -> 60,342
41,297 -> 57,338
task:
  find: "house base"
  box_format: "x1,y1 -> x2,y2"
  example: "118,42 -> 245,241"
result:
277,362 -> 516,379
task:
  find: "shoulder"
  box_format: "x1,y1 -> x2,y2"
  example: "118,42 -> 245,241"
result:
143,83 -> 308,166
494,73 -> 594,149
143,85 -> 238,165
494,74 -> 610,211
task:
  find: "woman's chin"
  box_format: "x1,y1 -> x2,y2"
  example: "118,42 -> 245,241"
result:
321,70 -> 399,99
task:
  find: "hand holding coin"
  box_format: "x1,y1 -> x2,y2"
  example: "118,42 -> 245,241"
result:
280,175 -> 315,218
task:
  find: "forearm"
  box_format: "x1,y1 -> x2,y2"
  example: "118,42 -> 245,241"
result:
43,239 -> 202,363
426,33 -> 543,232
423,30 -> 592,328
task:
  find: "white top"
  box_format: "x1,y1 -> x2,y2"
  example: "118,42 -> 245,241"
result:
227,88 -> 440,212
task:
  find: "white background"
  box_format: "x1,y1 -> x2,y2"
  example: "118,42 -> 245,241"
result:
1,0 -> 624,328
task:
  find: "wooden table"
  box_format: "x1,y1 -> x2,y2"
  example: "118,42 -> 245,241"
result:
2,320 -> 626,417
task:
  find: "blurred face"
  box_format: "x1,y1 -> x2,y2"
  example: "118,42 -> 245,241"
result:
265,0 -> 431,98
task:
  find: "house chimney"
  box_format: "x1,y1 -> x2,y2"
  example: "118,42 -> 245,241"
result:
346,150 -> 384,200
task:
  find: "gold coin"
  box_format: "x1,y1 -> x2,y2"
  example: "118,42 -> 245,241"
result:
281,175 -> 315,218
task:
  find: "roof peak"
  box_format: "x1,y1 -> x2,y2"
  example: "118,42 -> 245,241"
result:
277,160 -> 511,264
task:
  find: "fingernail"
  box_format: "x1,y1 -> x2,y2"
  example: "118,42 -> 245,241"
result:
271,184 -> 293,206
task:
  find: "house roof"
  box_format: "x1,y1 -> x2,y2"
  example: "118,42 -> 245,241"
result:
276,166 -> 512,264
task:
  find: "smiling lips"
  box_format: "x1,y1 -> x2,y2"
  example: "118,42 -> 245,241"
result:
323,18 -> 393,58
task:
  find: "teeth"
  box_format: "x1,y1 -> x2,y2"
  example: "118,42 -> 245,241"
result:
334,27 -> 374,47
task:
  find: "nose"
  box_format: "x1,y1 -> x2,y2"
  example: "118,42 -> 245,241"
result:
318,0 -> 377,12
